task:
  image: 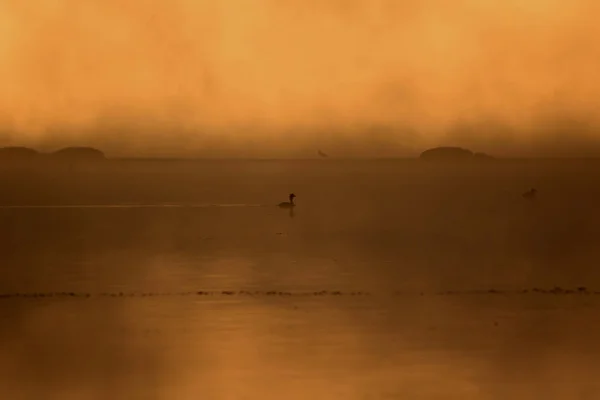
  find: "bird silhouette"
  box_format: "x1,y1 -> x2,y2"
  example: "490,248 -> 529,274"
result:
522,188 -> 537,199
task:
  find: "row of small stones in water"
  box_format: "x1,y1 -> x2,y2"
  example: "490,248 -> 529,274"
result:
0,287 -> 593,299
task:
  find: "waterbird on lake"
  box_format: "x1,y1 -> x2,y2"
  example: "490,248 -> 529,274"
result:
278,193 -> 296,208
522,188 -> 537,199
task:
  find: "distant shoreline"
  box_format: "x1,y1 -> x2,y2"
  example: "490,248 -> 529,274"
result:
3,145 -> 600,162
4,156 -> 600,162
110,156 -> 600,161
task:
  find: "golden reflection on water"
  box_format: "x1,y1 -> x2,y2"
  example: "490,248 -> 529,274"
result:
2,255 -> 600,400
2,244 -> 600,398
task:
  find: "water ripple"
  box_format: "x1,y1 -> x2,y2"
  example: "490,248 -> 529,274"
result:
0,203 -> 268,209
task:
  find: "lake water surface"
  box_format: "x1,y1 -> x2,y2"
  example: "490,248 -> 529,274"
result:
1,160 -> 600,399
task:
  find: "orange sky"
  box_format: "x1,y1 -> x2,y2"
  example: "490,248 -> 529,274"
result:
1,0 -> 600,156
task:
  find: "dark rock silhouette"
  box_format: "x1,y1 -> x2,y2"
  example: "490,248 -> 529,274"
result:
419,147 -> 495,162
50,147 -> 106,161
0,146 -> 40,161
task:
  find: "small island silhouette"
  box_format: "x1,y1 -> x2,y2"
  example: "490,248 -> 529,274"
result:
0,146 -> 40,161
0,146 -> 106,164
419,146 -> 495,162
50,147 -> 106,161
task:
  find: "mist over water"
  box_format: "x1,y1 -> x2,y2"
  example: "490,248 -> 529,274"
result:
2,1 -> 600,156
1,160 -> 600,398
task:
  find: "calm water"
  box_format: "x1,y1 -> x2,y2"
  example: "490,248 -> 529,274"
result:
1,159 -> 600,399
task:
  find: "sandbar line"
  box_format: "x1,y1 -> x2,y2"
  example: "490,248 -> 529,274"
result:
0,287 -> 595,300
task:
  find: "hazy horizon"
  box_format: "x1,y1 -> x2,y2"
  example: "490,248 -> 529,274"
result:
2,1 -> 600,157
7,146 -> 600,159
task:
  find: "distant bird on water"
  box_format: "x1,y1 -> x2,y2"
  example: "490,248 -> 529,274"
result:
278,193 -> 296,208
522,188 -> 537,199
318,150 -> 328,158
